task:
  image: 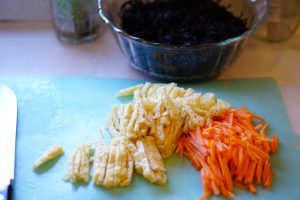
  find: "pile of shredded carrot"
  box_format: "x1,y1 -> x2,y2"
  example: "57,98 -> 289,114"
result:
176,107 -> 279,199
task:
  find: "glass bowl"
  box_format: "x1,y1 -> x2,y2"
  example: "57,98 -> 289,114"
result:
98,0 -> 267,82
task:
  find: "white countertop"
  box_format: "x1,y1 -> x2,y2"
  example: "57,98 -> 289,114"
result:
0,21 -> 299,134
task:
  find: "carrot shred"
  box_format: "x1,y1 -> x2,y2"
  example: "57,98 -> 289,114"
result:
176,107 -> 279,199
232,146 -> 239,167
256,159 -> 263,184
249,183 -> 257,194
247,144 -> 270,160
233,181 -> 246,190
236,156 -> 250,182
254,124 -> 263,131
212,179 -> 221,195
217,150 -> 233,191
246,162 -> 257,184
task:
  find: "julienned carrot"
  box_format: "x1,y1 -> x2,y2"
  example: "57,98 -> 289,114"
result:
176,107 -> 279,199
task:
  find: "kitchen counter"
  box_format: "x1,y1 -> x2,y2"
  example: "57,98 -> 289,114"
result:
0,21 -> 299,135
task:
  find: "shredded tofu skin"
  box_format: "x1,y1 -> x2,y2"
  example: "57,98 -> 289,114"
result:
108,82 -> 230,158
33,144 -> 64,170
133,136 -> 167,185
65,144 -> 91,183
92,137 -> 134,188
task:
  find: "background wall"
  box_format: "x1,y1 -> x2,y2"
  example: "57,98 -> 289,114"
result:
0,0 -> 51,21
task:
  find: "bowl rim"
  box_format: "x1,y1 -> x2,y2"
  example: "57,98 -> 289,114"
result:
98,0 -> 268,49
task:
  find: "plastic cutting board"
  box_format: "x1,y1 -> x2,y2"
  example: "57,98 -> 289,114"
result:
0,77 -> 299,200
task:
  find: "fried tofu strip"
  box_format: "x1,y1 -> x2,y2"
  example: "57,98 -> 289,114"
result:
120,151 -> 134,187
33,144 -> 64,170
143,136 -> 166,172
64,144 -> 90,183
114,145 -> 124,186
92,144 -> 109,186
107,105 -> 122,137
116,84 -> 143,97
95,140 -> 134,188
102,146 -> 116,188
111,137 -> 134,187
129,137 -> 167,185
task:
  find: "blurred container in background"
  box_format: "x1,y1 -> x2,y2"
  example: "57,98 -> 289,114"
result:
51,0 -> 104,44
99,0 -> 268,82
255,0 -> 300,42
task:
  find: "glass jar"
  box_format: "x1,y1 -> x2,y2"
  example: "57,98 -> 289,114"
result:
51,0 -> 104,44
254,0 -> 300,42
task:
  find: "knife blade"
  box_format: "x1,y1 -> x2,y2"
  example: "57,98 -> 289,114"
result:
0,85 -> 17,200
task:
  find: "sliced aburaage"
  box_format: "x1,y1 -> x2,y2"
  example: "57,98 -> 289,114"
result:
32,144 -> 64,170
92,137 -> 134,188
64,144 -> 90,183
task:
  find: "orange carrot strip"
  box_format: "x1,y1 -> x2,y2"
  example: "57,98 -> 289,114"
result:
246,162 -> 257,184
264,169 -> 273,189
212,179 -> 221,195
247,144 -> 270,160
274,135 -> 279,152
256,159 -> 263,184
248,183 -> 257,194
270,139 -> 276,153
260,123 -> 269,135
210,140 -> 216,161
238,107 -> 265,122
234,181 -> 247,190
263,161 -> 270,182
257,137 -> 273,142
225,112 -> 234,125
225,146 -> 233,161
237,146 -> 244,171
236,156 -> 250,182
247,150 -> 258,162
207,157 -> 222,181
195,126 -> 202,135
232,146 -> 239,167
254,124 -> 263,131
217,151 -> 233,191
262,140 -> 271,153
220,181 -> 233,198
200,169 -> 212,199
250,113 -> 265,122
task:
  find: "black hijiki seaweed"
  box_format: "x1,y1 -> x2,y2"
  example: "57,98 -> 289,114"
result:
120,0 -> 248,46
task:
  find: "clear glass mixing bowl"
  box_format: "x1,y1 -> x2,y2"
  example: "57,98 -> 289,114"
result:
99,0 -> 267,82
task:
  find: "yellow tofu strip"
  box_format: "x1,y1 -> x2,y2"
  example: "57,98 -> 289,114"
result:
119,145 -> 128,184
103,146 -> 116,188
64,144 -> 90,183
127,141 -> 143,174
116,84 -> 143,97
113,145 -> 124,186
92,145 -> 109,186
120,150 -> 134,187
143,136 -> 166,172
32,144 -> 64,170
136,140 -> 157,183
135,139 -> 167,185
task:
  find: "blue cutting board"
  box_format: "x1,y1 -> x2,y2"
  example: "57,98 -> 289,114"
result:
1,77 -> 300,200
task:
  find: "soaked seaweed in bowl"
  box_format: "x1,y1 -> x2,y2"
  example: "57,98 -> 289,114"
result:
120,0 -> 249,46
